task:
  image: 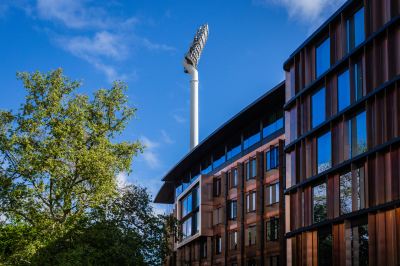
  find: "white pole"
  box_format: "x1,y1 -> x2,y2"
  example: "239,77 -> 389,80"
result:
184,61 -> 199,150
190,69 -> 199,150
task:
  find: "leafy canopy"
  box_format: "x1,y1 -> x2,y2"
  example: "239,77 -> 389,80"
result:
0,69 -> 175,265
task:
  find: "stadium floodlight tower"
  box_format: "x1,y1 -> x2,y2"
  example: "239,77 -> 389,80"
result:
183,23 -> 209,150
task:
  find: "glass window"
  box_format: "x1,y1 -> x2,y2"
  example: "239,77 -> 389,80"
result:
246,225 -> 257,246
317,131 -> 332,174
213,147 -> 226,169
182,217 -> 192,239
201,157 -> 212,175
316,37 -> 330,77
266,146 -> 279,171
231,168 -> 238,188
229,200 -> 237,220
352,111 -> 367,157
266,217 -> 279,241
347,7 -> 365,53
215,235 -> 222,254
313,183 -> 327,223
338,69 -> 350,112
312,87 -> 326,128
340,166 -> 365,214
351,219 -> 368,266
181,193 -> 193,217
176,184 -> 183,198
354,61 -> 363,101
230,231 -> 238,250
244,123 -> 261,150
263,111 -> 284,138
266,182 -> 279,205
213,178 -> 221,197
227,135 -> 242,160
246,158 -> 257,180
194,186 -> 200,209
318,228 -> 332,266
339,172 -> 352,214
246,191 -> 256,212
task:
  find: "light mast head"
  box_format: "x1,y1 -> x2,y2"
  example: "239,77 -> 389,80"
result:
184,23 -> 209,72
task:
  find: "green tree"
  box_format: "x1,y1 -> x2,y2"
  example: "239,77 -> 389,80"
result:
0,69 -> 175,265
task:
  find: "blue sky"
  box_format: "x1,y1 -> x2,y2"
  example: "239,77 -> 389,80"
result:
0,0 -> 346,213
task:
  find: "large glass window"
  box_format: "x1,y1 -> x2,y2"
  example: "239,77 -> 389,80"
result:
339,172 -> 352,214
338,69 -> 350,112
266,217 -> 279,241
227,135 -> 242,160
181,193 -> 193,217
229,168 -> 238,188
316,37 -> 330,77
246,225 -> 257,246
194,186 -> 200,208
318,228 -> 332,266
229,231 -> 238,250
340,166 -> 365,215
266,146 -> 279,171
351,219 -> 369,266
347,7 -> 365,53
246,158 -> 257,180
352,111 -> 367,156
244,123 -> 261,150
263,111 -> 284,138
266,182 -> 279,205
312,88 -> 326,128
229,200 -> 237,220
201,157 -> 212,175
246,191 -> 256,213
313,182 -> 327,223
345,111 -> 367,159
317,131 -> 332,174
213,147 -> 226,169
182,217 -> 192,239
213,178 -> 221,197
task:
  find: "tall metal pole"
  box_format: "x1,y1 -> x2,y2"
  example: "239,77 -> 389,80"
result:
183,24 -> 209,150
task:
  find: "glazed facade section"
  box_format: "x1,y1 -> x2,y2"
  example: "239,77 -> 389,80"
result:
284,0 -> 400,265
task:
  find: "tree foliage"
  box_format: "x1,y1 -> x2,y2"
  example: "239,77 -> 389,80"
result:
0,69 -> 175,265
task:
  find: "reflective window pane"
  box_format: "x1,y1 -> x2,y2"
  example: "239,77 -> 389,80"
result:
312,88 -> 326,128
340,172 -> 352,214
318,228 -> 332,266
354,7 -> 365,48
338,69 -> 350,112
317,131 -> 332,174
313,183 -> 327,223
352,111 -> 367,156
316,37 -> 330,77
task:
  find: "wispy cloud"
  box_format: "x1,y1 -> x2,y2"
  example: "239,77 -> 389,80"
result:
255,0 -> 346,27
173,114 -> 186,124
141,136 -> 161,168
8,0 -> 174,83
161,130 -> 174,144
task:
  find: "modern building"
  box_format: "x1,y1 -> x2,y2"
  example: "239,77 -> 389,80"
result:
155,83 -> 286,265
283,0 -> 400,265
156,0 -> 400,265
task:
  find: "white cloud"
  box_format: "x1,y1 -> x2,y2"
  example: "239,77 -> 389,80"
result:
161,130 -> 174,144
7,0 -> 174,83
173,114 -> 186,124
140,136 -> 161,168
36,0 -> 128,30
257,0 -> 346,25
